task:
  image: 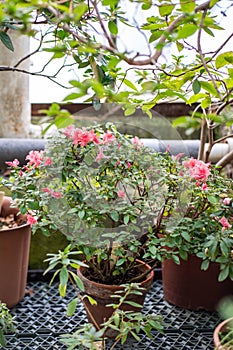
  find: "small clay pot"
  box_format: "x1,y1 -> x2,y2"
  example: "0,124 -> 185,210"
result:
213,317 -> 233,350
77,259 -> 154,338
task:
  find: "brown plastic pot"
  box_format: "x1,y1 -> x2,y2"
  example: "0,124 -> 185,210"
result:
162,254 -> 233,311
0,197 -> 31,308
213,317 -> 233,349
77,259 -> 154,338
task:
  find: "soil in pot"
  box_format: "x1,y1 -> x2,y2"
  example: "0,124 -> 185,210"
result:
0,195 -> 31,308
77,259 -> 154,339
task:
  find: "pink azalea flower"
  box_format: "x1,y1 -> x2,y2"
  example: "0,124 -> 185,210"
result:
131,136 -> 143,146
80,131 -> 92,146
42,187 -> 51,193
51,191 -> 62,198
102,130 -> 115,143
183,158 -> 210,182
219,216 -> 232,230
172,153 -> 184,161
96,147 -> 105,162
5,158 -> 19,167
127,162 -> 131,169
223,197 -> 231,205
63,125 -> 75,138
89,129 -> 100,144
201,183 -> 208,191
27,214 -> 37,226
190,161 -> 210,181
72,129 -> 99,147
26,150 -> 44,168
117,190 -> 125,199
19,170 -> 23,177
72,128 -> 83,146
183,157 -> 198,169
44,158 -> 53,166
116,160 -> 120,166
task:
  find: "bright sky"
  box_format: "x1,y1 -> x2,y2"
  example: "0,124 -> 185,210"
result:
29,0 -> 233,103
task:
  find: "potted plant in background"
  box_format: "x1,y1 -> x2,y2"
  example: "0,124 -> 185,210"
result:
0,190 -> 31,308
159,171 -> 233,311
2,122 -> 233,346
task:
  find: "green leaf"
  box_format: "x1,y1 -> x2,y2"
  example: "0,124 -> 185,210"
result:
0,329 -> 6,347
159,3 -> 175,17
63,92 -> 86,101
60,266 -> 69,287
66,298 -> 78,316
187,93 -> 206,104
210,0 -> 219,6
113,312 -> 120,327
124,300 -> 142,308
192,79 -> 201,94
110,211 -> 119,222
85,295 -> 97,305
181,231 -> 191,242
215,52 -> 233,69
54,115 -> 74,129
176,41 -> 184,52
121,79 -> 138,91
218,266 -> 229,282
142,2 -> 151,10
201,259 -> 209,271
0,31 -> 14,51
73,2 -> 88,20
201,96 -> 211,109
180,0 -> 195,12
172,255 -> 180,265
220,240 -> 229,257
108,20 -> 118,35
124,214 -> 130,225
59,283 -> 67,297
116,258 -> 126,266
70,271 -> 85,291
177,24 -> 197,39
200,81 -> 218,96
207,195 -> 218,204
125,108 -> 136,116
78,210 -> 85,219
172,116 -> 191,127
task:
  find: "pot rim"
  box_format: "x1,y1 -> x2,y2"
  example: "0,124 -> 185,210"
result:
77,258 -> 154,290
0,222 -> 31,233
213,317 -> 233,348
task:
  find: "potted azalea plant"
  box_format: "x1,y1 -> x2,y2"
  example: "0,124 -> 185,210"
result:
2,122 -> 233,346
158,157 -> 233,311
2,123 -> 169,346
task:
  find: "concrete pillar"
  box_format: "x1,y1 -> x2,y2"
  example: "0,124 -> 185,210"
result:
0,30 -> 31,138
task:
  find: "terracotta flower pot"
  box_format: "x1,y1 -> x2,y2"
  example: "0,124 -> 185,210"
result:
213,317 -> 233,349
162,254 -> 233,311
0,197 -> 31,308
77,259 -> 154,338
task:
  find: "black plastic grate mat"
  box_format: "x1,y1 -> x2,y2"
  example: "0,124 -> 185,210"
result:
2,279 -> 221,349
